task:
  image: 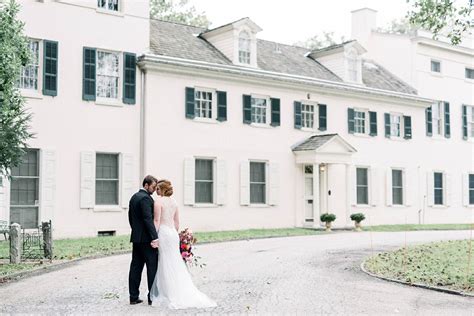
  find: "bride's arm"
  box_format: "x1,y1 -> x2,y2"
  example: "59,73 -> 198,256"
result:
153,200 -> 162,231
173,206 -> 180,232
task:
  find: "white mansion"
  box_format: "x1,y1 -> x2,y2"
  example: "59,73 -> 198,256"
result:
0,1 -> 472,238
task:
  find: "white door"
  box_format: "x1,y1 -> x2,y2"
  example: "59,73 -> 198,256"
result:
304,165 -> 314,222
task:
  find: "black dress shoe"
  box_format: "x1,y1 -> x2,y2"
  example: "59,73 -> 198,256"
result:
130,299 -> 143,305
148,300 -> 153,306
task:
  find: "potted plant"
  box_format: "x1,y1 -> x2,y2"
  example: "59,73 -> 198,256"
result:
350,213 -> 366,231
320,213 -> 336,232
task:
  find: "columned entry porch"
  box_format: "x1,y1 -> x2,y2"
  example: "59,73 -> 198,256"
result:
292,134 -> 357,229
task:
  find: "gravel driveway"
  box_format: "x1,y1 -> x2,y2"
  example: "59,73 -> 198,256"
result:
0,230 -> 473,315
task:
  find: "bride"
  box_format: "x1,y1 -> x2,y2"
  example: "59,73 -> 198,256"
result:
149,179 -> 216,309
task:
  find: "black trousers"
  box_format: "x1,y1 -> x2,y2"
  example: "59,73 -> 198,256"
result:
128,242 -> 158,301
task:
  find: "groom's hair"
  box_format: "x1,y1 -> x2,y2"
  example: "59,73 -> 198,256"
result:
142,175 -> 158,187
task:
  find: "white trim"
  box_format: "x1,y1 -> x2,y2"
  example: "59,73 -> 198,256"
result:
138,54 -> 433,107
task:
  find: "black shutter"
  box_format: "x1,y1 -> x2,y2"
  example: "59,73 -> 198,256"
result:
243,94 -> 251,124
384,113 -> 391,138
318,104 -> 327,131
347,108 -> 355,134
185,87 -> 195,119
462,105 -> 468,140
82,47 -> 96,101
444,102 -> 450,138
43,40 -> 58,96
369,111 -> 377,136
123,52 -> 136,104
270,98 -> 280,127
425,106 -> 433,136
217,91 -> 227,122
404,116 -> 412,139
294,101 -> 302,129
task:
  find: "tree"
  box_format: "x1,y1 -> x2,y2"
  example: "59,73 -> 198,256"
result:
376,18 -> 418,35
295,31 -> 346,50
406,0 -> 473,45
0,0 -> 34,176
150,0 -> 211,28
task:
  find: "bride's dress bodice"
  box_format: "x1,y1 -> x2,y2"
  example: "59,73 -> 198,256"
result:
158,196 -> 177,228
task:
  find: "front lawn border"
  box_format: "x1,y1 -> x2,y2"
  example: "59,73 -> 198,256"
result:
360,260 -> 474,298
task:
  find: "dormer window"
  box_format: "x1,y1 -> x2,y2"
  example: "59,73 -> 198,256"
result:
98,0 -> 119,12
347,48 -> 358,82
238,31 -> 251,64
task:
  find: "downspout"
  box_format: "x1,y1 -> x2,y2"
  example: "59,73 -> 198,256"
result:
139,68 -> 147,181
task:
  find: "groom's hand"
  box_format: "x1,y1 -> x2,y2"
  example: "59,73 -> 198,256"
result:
150,239 -> 159,248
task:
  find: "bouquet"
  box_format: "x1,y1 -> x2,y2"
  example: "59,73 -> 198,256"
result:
178,228 -> 205,268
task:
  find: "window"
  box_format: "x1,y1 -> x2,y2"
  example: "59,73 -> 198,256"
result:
95,153 -> 119,205
390,114 -> 402,137
96,50 -> 120,100
431,60 -> 441,73
251,97 -> 267,124
18,40 -> 40,90
250,162 -> 266,204
470,174 -> 474,205
432,102 -> 444,136
10,149 -> 39,229
347,49 -> 358,82
354,110 -> 366,134
238,31 -> 251,64
195,159 -> 214,204
356,168 -> 368,205
97,0 -> 119,11
301,104 -> 315,129
194,90 -> 213,119
466,68 -> 474,79
434,172 -> 443,205
470,107 -> 474,138
392,169 -> 403,205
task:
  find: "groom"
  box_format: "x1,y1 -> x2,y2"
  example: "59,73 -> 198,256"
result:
128,175 -> 159,305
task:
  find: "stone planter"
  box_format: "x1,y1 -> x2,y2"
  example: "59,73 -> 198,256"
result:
325,222 -> 332,232
354,221 -> 362,232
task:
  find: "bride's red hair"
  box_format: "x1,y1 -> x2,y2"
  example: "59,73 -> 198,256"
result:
157,179 -> 173,197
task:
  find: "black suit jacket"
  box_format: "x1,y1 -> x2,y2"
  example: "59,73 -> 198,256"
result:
129,189 -> 158,243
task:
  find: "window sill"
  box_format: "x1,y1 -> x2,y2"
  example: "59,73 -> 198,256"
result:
21,90 -> 43,100
96,8 -> 125,17
352,132 -> 370,138
250,123 -> 272,129
93,206 -> 124,212
193,117 -> 218,124
192,203 -> 220,208
301,127 -> 319,133
390,204 -> 408,208
386,136 -> 405,142
95,99 -> 123,107
430,205 -> 448,209
247,204 -> 272,208
430,71 -> 443,77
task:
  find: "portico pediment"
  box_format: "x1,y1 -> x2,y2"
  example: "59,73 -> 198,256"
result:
292,134 -> 356,164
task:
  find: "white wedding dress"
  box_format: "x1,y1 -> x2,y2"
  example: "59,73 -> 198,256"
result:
150,196 -> 216,309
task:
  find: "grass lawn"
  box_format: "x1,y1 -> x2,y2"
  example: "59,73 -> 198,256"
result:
366,224 -> 473,232
364,239 -> 474,294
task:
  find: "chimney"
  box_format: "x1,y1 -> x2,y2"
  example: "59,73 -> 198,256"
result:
351,8 -> 377,48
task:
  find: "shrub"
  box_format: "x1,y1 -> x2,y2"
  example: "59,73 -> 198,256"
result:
320,213 -> 336,223
350,213 -> 366,223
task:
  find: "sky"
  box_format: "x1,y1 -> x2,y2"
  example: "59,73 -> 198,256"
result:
191,0 -> 412,45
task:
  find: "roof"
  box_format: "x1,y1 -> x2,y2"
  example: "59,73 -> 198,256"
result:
292,134 -> 339,151
362,60 -> 417,94
149,19 -> 417,95
150,19 -> 231,65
